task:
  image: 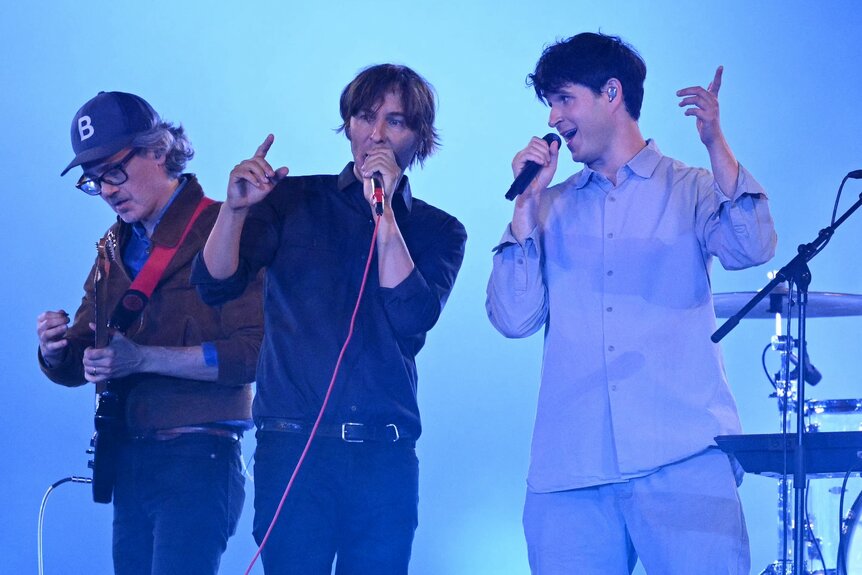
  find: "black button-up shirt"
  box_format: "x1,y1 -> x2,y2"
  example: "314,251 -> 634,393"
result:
193,164 -> 466,439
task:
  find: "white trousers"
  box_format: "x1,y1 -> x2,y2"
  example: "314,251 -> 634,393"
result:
523,448 -> 750,575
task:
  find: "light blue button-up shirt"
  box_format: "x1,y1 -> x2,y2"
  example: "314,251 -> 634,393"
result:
486,140 -> 777,493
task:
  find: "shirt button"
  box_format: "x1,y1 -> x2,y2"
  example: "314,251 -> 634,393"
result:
609,196 -> 617,202
607,233 -> 614,239
606,307 -> 613,312
607,270 -> 614,276
350,405 -> 358,412
608,345 -> 615,352
517,258 -> 524,265
611,385 -> 618,391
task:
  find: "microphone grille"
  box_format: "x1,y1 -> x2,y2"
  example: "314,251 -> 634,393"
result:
542,133 -> 562,147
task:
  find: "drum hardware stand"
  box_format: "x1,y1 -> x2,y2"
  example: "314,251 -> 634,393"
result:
762,323 -> 798,575
713,185 -> 862,575
762,325 -> 830,575
715,247 -> 813,575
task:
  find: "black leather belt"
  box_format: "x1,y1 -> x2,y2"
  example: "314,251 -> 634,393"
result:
134,425 -> 240,442
258,418 -> 411,445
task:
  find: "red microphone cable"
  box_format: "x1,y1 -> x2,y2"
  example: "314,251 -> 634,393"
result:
244,206 -> 383,575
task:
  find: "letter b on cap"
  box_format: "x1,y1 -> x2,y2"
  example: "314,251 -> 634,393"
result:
78,116 -> 94,141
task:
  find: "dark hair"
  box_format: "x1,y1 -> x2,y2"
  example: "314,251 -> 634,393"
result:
527,32 -> 647,120
337,64 -> 440,168
130,122 -> 194,179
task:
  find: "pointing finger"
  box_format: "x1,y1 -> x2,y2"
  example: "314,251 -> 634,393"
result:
254,134 -> 275,159
709,66 -> 724,96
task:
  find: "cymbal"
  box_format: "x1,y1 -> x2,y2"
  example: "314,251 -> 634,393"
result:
713,291 -> 862,318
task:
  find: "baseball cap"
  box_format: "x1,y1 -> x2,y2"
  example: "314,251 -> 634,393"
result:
61,91 -> 160,176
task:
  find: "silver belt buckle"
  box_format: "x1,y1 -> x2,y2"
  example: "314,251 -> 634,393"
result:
341,422 -> 364,443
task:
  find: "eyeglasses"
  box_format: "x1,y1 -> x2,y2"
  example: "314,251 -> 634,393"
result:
76,149 -> 138,195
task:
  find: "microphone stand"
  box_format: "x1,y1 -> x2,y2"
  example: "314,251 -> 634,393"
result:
713,188 -> 862,575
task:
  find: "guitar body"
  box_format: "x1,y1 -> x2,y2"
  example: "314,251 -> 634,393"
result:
88,234 -> 125,504
90,390 -> 123,503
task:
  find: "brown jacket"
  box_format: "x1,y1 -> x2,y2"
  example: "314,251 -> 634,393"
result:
40,176 -> 263,433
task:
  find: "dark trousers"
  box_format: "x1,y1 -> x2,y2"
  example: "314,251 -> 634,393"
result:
253,431 -> 419,575
112,434 -> 245,575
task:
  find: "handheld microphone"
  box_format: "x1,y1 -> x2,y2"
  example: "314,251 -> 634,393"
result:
505,133 -> 562,201
371,172 -> 384,216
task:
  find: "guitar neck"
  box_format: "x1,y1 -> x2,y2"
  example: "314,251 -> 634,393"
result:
94,239 -> 112,393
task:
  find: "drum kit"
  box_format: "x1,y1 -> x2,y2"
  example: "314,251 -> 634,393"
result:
713,288 -> 862,575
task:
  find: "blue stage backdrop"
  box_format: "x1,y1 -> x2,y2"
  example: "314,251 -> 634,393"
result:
3,1 -> 861,573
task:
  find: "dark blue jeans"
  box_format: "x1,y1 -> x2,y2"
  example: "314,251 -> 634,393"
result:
253,432 -> 419,575
112,434 -> 245,575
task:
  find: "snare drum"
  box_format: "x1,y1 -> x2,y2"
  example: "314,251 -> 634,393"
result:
804,399 -> 862,574
806,399 -> 862,434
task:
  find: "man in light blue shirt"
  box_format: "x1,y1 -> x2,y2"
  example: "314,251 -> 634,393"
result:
486,32 -> 777,574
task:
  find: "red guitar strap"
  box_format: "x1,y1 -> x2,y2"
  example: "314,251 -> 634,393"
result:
109,196 -> 214,332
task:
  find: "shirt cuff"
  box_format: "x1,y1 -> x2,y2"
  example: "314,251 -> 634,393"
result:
191,253 -> 251,305
379,267 -> 427,301
492,223 -> 537,253
201,342 -> 219,368
717,164 -> 769,203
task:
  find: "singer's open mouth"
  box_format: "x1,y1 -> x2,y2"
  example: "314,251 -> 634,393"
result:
562,128 -> 577,142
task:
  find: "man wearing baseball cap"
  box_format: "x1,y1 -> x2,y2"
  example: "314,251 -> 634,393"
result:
37,91 -> 264,575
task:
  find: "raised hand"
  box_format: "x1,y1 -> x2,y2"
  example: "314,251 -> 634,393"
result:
678,66 -> 740,196
677,66 -> 726,148
512,136 -> 560,200
226,134 -> 289,211
510,136 -> 559,241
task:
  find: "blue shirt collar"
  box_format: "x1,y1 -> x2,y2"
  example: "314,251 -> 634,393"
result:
574,139 -> 663,190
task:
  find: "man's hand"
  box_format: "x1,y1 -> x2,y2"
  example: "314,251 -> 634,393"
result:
203,135 -> 288,280
677,66 -> 740,197
677,66 -> 726,149
510,136 -> 559,241
359,145 -> 404,211
37,310 -> 71,366
83,328 -> 142,382
226,134 -> 289,212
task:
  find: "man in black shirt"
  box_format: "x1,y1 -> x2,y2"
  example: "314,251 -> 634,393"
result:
193,64 -> 466,574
